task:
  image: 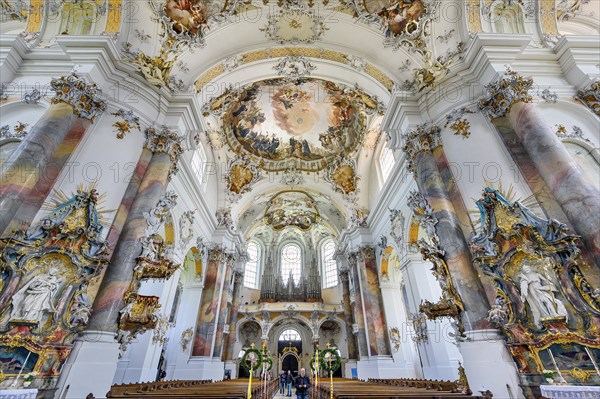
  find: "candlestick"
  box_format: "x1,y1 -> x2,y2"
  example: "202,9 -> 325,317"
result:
584,347 -> 600,378
547,348 -> 567,385
10,350 -> 32,388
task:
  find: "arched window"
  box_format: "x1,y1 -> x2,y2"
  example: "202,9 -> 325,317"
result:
379,144 -> 395,182
279,329 -> 301,342
321,240 -> 338,288
281,243 -> 301,285
244,242 -> 260,289
191,146 -> 207,183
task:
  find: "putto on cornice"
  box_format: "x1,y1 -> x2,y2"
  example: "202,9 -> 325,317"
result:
49,73 -> 107,121
144,125 -> 184,178
478,68 -> 534,120
574,80 -> 600,116
400,124 -> 441,173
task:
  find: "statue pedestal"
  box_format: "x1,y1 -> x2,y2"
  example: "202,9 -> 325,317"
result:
458,329 -> 525,399
54,331 -> 120,399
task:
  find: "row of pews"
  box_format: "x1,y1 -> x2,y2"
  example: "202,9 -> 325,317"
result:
91,377 -> 491,399
310,378 -> 494,399
90,378 -> 278,398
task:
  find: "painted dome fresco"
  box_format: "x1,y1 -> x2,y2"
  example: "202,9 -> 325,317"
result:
216,78 -> 382,171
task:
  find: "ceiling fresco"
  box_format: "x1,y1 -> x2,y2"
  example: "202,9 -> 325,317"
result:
211,78 -> 383,171
264,191 -> 319,231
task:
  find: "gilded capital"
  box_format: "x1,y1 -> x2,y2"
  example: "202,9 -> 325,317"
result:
207,245 -> 227,261
478,68 -> 533,120
144,125 -> 184,178
401,124 -> 441,173
50,73 -> 107,121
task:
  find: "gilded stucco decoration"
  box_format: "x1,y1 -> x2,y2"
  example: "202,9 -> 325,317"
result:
144,125 -> 184,179
574,80 -> 600,117
273,55 -> 317,80
407,190 -> 464,332
0,122 -> 29,141
208,78 -> 382,172
344,0 -> 438,53
225,155 -> 263,201
117,192 -> 179,353
261,0 -> 328,44
401,123 -> 441,173
444,107 -> 475,139
554,124 -> 591,144
324,157 -> 360,199
122,43 -> 177,88
478,68 -> 534,120
0,187 -> 109,389
265,191 -> 319,231
469,186 -> 600,389
150,0 -> 250,49
194,47 -> 396,93
50,73 -> 107,121
111,108 -> 141,139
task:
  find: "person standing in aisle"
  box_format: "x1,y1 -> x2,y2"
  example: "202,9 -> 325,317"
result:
295,368 -> 311,399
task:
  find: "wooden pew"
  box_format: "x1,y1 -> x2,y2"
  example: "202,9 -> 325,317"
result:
100,378 -> 278,399
309,378 -> 492,399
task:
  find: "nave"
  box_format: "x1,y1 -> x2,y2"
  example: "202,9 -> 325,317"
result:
101,377 -> 491,399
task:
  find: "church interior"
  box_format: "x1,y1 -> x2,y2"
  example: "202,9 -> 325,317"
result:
0,0 -> 599,398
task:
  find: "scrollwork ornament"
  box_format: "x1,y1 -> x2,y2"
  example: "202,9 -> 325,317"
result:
111,109 -> 141,139
574,80 -> 600,116
401,124 -> 441,173
144,125 -> 184,178
478,67 -> 534,120
49,73 -> 107,121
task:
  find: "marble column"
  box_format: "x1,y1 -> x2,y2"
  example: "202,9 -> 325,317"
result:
507,102 -> 600,265
0,73 -> 106,236
403,125 -> 490,330
348,253 -> 369,357
339,268 -> 358,360
213,254 -> 235,359
355,247 -> 390,356
223,270 -> 244,361
192,247 -> 227,356
88,126 -> 182,332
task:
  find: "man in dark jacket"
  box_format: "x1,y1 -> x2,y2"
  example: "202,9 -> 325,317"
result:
286,370 -> 293,396
295,368 -> 311,399
280,370 -> 287,394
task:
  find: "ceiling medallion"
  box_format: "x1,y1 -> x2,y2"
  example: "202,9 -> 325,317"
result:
225,155 -> 263,202
152,0 -> 248,49
324,157 -> 360,201
210,78 -> 383,172
261,2 -> 328,44
264,191 -> 319,231
347,0 -> 439,53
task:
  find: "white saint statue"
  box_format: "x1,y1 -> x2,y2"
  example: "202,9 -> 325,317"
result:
10,266 -> 63,322
518,260 -> 568,328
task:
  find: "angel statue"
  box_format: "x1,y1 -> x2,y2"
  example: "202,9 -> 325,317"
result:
518,259 -> 568,328
10,265 -> 63,323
